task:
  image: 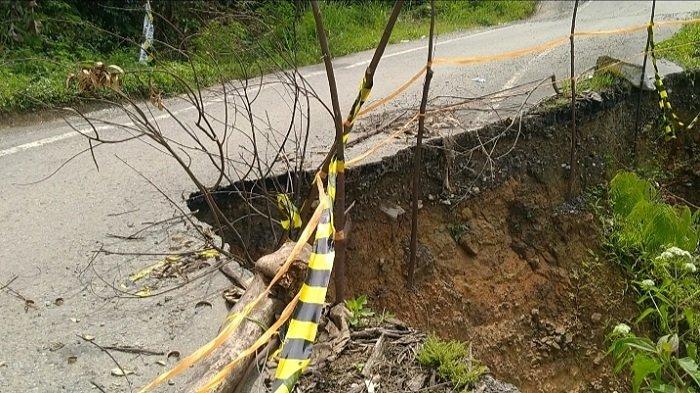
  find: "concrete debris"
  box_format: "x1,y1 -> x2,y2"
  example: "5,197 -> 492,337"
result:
380,203 -> 406,220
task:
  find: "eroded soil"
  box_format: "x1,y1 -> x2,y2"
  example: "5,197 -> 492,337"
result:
194,72 -> 699,392
341,174 -> 635,392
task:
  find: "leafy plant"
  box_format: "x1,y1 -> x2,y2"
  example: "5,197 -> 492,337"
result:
609,172 -> 699,255
608,326 -> 700,392
447,222 -> 469,242
417,335 -> 487,390
345,295 -> 374,328
376,309 -> 396,325
606,171 -> 700,392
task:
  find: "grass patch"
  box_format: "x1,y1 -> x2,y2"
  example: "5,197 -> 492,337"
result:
561,73 -> 618,97
417,335 -> 487,390
1,0 -> 536,114
658,21 -> 700,70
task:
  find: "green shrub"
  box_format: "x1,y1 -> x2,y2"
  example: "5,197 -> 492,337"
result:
607,171 -> 700,392
609,172 -> 698,255
344,295 -> 374,327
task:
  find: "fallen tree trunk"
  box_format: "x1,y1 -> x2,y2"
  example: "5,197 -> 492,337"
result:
179,242 -> 311,393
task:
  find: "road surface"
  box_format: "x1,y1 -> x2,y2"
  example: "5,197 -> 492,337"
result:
1,1 -> 699,391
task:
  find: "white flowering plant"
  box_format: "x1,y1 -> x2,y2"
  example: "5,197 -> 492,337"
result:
606,172 -> 700,392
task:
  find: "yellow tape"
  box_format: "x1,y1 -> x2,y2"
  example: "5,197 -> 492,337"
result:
299,284 -> 327,305
315,222 -> 333,239
352,18 -> 700,121
277,193 -> 302,230
139,181 -> 328,392
194,292 -> 301,392
285,320 -> 319,342
275,358 -> 311,381
308,252 -> 334,270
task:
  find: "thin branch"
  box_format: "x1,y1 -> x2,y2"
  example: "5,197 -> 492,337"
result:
311,0 -> 348,302
568,0 -> 580,197
633,0 -> 657,160
299,0 -> 405,226
77,334 -> 133,392
408,0 -> 436,287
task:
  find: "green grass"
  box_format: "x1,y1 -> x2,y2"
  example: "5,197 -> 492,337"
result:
657,21 -> 700,70
561,73 -> 617,97
417,335 -> 488,390
0,0 -> 536,114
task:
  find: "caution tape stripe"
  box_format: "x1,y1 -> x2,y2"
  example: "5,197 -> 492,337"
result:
290,302 -> 324,323
647,22 -> 688,138
298,282 -> 330,305
286,319 -> 320,341
272,54 -> 368,393
275,358 -> 311,382
271,201 -> 334,392
279,338 -> 315,360
304,267 -> 332,287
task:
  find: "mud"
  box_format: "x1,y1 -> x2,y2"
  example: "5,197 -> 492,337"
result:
189,71 -> 699,392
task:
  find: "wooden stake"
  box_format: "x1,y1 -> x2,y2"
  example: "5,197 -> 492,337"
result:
408,0 -> 436,287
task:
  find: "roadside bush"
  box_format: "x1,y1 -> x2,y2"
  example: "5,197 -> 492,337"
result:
606,171 -> 700,392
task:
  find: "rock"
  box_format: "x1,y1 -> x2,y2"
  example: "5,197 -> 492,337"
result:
594,55 -> 682,91
591,312 -> 602,323
459,207 -> 475,221
473,375 -> 520,393
379,203 -> 405,221
526,258 -> 540,271
458,235 -> 479,256
593,354 -> 604,365
542,250 -> 557,265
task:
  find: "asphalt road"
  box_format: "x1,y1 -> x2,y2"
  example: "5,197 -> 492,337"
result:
1,1 -> 699,391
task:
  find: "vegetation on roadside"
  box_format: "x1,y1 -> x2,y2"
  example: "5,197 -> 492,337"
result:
561,73 -> 618,97
658,21 -> 700,70
603,171 -> 700,392
417,335 -> 488,390
345,294 -> 375,327
0,0 -> 536,114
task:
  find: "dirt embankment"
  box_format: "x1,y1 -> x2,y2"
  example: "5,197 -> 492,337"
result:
190,71 -> 699,392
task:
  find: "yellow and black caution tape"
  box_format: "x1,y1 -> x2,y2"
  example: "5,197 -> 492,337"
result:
647,22 -> 688,140
270,193 -> 335,392
270,68 -> 367,393
277,193 -> 302,230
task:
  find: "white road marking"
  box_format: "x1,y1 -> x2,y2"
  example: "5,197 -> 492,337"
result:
342,23 -> 519,70
0,23 -> 524,159
0,2 -> 664,158
0,130 -> 95,157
